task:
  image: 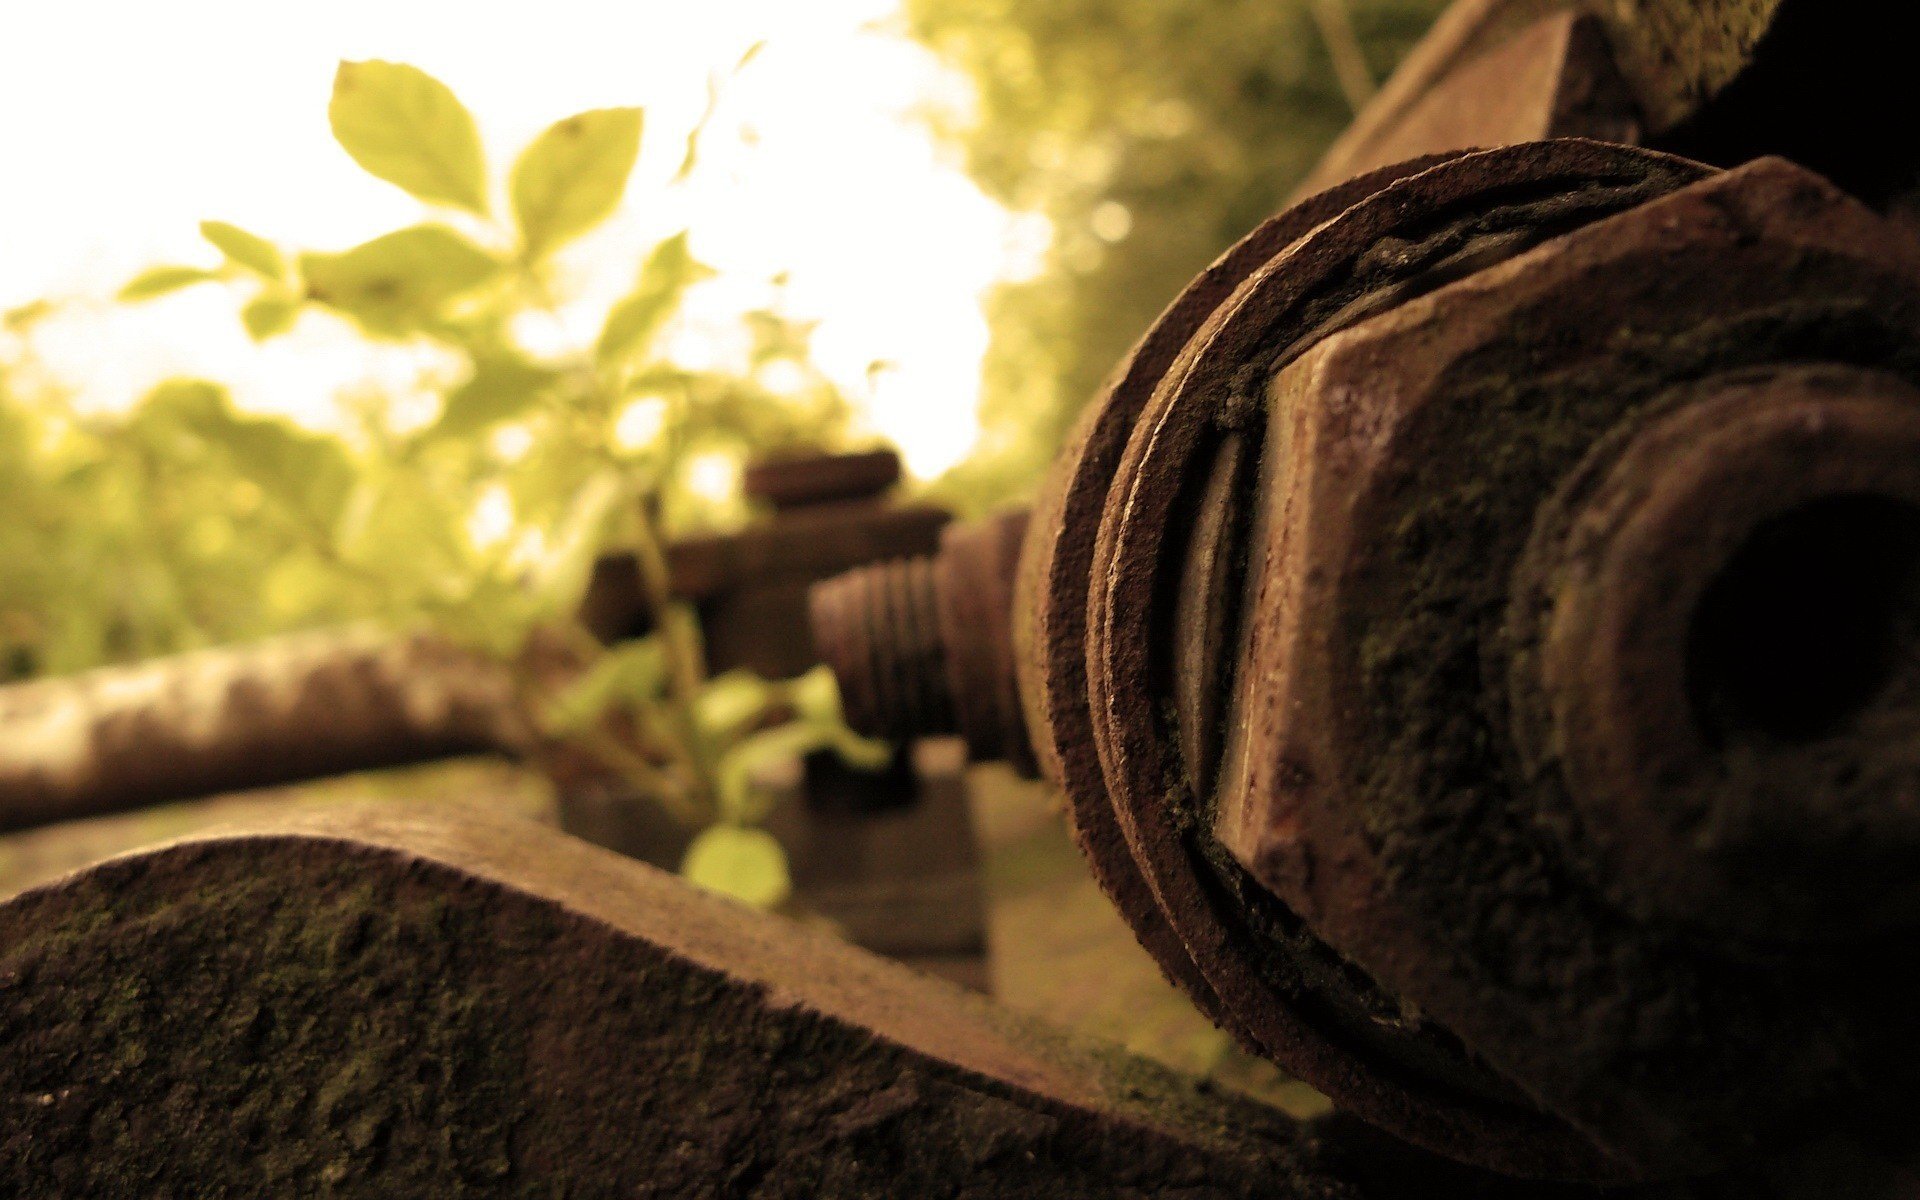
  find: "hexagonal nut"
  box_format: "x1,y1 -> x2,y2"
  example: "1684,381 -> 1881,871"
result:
1211,155 -> 1920,1171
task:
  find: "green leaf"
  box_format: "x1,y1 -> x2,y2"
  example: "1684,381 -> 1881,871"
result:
300,224 -> 499,337
241,295 -> 300,340
695,670 -> 774,745
510,107 -> 643,260
150,379 -> 354,524
594,232 -> 710,371
332,470 -> 473,598
329,60 -> 488,214
433,353 -> 560,440
713,722 -> 830,822
540,639 -> 668,735
119,266 -> 217,302
3,299 -> 55,331
681,825 -> 790,909
713,717 -> 889,822
200,221 -> 285,280
784,664 -> 846,725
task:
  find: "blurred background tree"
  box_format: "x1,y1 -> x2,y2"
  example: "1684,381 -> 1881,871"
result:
904,0 -> 1447,507
0,0 -> 1454,907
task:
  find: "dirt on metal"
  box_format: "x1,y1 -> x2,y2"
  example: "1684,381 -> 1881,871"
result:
0,807 -> 1355,1199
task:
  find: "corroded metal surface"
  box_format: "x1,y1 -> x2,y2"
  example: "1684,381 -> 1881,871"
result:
1303,7 -> 1638,197
0,628 -> 523,833
811,510 -> 1037,774
810,143 -> 1920,1184
1309,0 -> 1920,221
797,3 -> 1920,1179
1516,370 -> 1920,943
1004,158 -> 1463,1055
0,807 -> 1361,1197
588,448 -> 949,680
1081,141 -> 1711,1179
1203,159 -> 1920,1177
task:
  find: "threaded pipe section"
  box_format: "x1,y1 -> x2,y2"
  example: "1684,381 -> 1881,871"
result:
809,557 -> 957,742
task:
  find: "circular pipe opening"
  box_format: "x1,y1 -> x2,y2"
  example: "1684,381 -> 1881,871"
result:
1688,494 -> 1920,744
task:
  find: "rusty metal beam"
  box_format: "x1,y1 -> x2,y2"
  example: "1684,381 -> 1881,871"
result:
1,807 -> 1355,1197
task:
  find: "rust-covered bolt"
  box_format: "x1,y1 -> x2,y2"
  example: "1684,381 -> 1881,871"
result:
810,142 -> 1920,1183
810,510 -> 1035,774
728,0 -> 1920,1185
1081,150 -> 1920,1180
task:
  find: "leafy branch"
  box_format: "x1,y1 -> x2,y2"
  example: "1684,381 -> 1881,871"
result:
105,58 -> 881,909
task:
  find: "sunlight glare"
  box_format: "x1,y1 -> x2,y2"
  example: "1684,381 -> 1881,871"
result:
0,0 -> 1030,479
466,485 -> 516,551
613,397 -> 671,453
684,450 -> 740,503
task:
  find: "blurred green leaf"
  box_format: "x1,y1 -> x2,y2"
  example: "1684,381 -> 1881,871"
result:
541,639 -> 668,734
783,664 -> 841,724
713,719 -> 876,822
675,42 -> 763,183
301,225 -> 499,337
329,60 -> 488,214
149,379 -> 354,524
333,470 -> 473,598
511,107 -> 644,260
200,221 -> 285,280
715,725 -> 816,821
681,824 -> 790,909
2,300 -> 54,331
240,295 -> 300,340
119,266 -> 217,302
595,232 -> 710,372
695,670 -> 774,745
433,353 -> 561,440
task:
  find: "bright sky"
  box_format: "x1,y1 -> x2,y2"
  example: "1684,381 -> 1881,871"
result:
0,0 -> 1043,477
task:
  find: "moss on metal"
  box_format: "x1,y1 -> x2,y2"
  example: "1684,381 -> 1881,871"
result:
0,823 -> 1348,1198
1578,0 -> 1787,130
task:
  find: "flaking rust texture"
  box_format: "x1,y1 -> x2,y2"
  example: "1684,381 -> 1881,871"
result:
800,0 -> 1920,1188
0,806 -> 1350,1199
1574,0 -> 1785,131
809,149 -> 1920,1187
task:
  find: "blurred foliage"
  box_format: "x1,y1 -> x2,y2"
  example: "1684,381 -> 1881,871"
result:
2,58 -> 884,905
1,5 -> 1461,902
906,0 -> 1446,506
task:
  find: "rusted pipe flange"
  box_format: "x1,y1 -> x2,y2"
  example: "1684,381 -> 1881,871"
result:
1077,140 -> 1712,1180
1010,154 -> 1470,1059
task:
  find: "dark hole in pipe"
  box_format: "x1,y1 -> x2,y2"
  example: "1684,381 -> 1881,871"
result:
1689,495 -> 1920,744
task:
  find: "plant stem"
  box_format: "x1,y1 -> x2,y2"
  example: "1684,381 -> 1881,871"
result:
630,512 -> 719,818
